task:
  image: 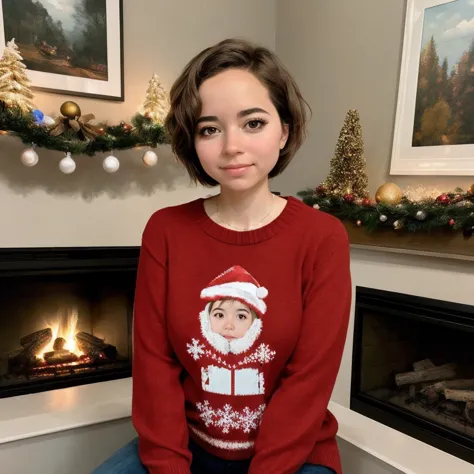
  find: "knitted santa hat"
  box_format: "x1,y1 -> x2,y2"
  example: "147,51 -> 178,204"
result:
200,265 -> 268,316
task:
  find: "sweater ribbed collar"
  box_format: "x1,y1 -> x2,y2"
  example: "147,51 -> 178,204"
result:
194,196 -> 302,245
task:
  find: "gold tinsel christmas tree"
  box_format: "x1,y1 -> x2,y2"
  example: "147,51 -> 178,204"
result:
320,109 -> 369,198
0,38 -> 35,112
141,73 -> 169,124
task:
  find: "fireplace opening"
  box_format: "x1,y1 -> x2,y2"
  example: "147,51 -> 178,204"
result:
351,287 -> 474,465
0,247 -> 138,399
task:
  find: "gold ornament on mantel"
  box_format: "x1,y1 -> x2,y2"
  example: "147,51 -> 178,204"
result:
60,101 -> 81,119
375,182 -> 403,205
50,101 -> 100,141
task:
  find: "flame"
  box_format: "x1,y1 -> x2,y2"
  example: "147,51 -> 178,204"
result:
38,308 -> 83,359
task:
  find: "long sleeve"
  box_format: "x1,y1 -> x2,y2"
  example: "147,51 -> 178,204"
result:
248,221 -> 352,474
132,220 -> 192,474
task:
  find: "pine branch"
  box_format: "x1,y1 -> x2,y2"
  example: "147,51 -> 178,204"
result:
297,187 -> 474,237
0,106 -> 168,155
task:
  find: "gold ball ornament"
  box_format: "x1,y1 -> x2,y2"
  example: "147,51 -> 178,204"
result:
470,183 -> 474,194
60,101 -> 81,119
375,182 -> 403,206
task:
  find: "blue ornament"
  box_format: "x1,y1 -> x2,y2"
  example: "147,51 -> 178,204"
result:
32,109 -> 44,124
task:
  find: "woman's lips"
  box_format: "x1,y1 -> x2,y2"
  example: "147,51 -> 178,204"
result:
222,164 -> 253,177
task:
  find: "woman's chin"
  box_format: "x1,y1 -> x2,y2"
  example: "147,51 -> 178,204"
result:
218,175 -> 268,193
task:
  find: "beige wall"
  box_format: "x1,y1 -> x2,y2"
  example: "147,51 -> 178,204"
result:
0,0 -> 276,248
273,0 -> 473,197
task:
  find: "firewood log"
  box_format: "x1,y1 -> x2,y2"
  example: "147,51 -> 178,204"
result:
43,349 -> 78,365
395,363 -> 457,387
444,388 -> 474,403
413,359 -> 436,371
20,328 -> 53,358
420,379 -> 474,404
53,337 -> 66,351
464,401 -> 474,423
75,332 -> 117,360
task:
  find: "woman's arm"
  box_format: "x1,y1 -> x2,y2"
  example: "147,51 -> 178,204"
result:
132,217 -> 192,474
249,221 -> 351,474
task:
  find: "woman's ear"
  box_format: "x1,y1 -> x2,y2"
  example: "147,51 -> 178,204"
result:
280,122 -> 289,150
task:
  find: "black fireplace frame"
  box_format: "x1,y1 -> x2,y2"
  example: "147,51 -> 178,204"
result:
351,286 -> 474,465
0,246 -> 140,398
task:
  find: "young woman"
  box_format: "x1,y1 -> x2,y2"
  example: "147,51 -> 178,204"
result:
93,38 -> 351,474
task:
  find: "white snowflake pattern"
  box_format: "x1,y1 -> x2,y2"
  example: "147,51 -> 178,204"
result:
239,343 -> 276,365
187,339 -> 205,360
215,404 -> 240,433
196,400 -> 215,426
196,401 -> 266,434
239,405 -> 266,433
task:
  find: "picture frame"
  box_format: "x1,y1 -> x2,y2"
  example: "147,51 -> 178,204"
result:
0,0 -> 124,102
390,0 -> 474,176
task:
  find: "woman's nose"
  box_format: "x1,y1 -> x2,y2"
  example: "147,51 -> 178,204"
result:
222,129 -> 243,156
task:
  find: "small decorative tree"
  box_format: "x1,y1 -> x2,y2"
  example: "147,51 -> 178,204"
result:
141,73 -> 169,124
0,38 -> 35,112
320,109 -> 369,198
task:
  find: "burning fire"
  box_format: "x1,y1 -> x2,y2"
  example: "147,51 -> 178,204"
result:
38,308 -> 84,359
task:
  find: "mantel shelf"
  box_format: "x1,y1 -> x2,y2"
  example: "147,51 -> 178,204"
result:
343,222 -> 474,261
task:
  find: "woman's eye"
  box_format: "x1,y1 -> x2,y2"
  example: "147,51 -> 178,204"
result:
200,126 -> 218,136
246,119 -> 267,130
237,314 -> 248,320
213,312 -> 224,319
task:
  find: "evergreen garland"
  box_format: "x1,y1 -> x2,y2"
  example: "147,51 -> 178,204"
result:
298,187 -> 474,237
0,105 -> 168,156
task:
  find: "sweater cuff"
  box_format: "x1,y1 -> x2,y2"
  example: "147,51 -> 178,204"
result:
149,460 -> 191,474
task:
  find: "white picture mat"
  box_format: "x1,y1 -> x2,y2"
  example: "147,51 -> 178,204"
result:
0,0 -> 123,100
390,0 -> 474,175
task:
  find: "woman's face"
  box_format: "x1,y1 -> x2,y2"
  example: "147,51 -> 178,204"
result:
194,68 -> 289,192
209,299 -> 255,340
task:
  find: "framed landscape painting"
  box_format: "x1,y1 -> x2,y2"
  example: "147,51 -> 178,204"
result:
0,0 -> 124,101
391,0 -> 474,175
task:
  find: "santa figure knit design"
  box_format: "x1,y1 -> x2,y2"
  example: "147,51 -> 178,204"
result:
186,265 -> 276,449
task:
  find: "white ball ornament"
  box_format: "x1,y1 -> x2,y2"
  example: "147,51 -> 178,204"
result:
103,155 -> 120,173
42,115 -> 56,126
21,147 -> 39,167
142,150 -> 158,167
59,152 -> 76,174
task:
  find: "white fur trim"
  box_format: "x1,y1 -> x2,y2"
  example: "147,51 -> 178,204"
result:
201,282 -> 267,315
199,306 -> 262,355
189,425 -> 254,450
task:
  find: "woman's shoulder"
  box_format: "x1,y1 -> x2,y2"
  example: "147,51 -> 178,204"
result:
291,197 -> 348,238
142,197 -> 204,237
289,197 -> 349,257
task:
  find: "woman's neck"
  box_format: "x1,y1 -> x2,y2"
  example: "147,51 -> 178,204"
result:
206,182 -> 284,231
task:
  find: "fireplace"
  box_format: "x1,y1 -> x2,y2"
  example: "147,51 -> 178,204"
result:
0,247 -> 139,399
351,287 -> 474,465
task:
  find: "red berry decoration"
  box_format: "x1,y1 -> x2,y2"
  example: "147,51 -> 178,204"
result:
436,193 -> 450,204
362,198 -> 372,206
315,185 -> 326,195
449,218 -> 455,227
344,193 -> 355,203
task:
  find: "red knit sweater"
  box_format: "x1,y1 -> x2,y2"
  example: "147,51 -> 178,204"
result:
132,196 -> 351,474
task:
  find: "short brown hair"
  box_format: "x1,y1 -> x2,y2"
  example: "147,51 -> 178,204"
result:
164,38 -> 310,187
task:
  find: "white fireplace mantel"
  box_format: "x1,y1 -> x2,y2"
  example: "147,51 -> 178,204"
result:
0,378 -> 132,445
